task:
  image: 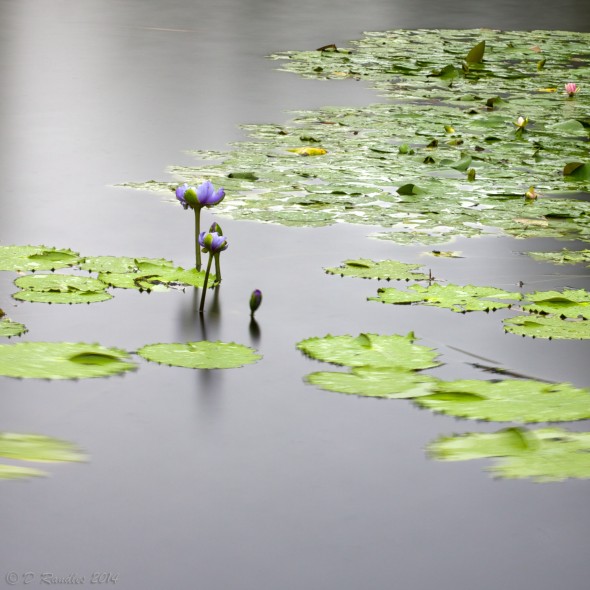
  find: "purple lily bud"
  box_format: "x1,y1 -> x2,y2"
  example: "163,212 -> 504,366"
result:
209,221 -> 223,235
198,231 -> 228,254
249,289 -> 262,315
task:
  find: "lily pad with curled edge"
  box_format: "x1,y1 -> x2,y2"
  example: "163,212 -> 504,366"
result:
0,245 -> 80,272
370,283 -> 522,313
306,366 -> 438,399
0,318 -> 27,338
297,332 -> 441,371
0,342 -> 136,379
13,274 -> 112,304
527,249 -> 590,267
428,427 -> 590,482
522,289 -> 590,319
137,341 -> 262,370
0,432 -> 86,480
504,314 -> 590,340
324,259 -> 428,281
414,379 -> 590,423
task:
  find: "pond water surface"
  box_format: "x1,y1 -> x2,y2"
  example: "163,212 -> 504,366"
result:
1,1 -> 589,589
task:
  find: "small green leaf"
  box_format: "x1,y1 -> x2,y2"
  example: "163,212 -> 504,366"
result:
504,315 -> 590,339
466,40 -> 485,63
325,258 -> 428,281
564,162 -> 590,180
227,171 -> 259,181
0,319 -> 27,338
397,183 -> 424,196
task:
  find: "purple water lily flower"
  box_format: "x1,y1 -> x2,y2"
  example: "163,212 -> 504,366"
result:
198,231 -> 229,254
196,181 -> 225,207
175,183 -> 191,210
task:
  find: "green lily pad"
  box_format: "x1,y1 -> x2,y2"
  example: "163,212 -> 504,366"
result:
0,432 -> 86,480
503,314 -> 590,339
522,289 -> 590,319
370,283 -> 522,312
13,274 -> 112,304
306,366 -> 438,398
137,341 -> 262,369
297,332 -> 441,370
324,258 -> 428,281
0,342 -> 136,379
78,256 -> 141,274
527,249 -> 590,267
0,318 -> 27,338
428,427 -> 590,482
97,258 -> 211,291
564,162 -> 590,180
0,246 -> 80,272
415,379 -> 590,422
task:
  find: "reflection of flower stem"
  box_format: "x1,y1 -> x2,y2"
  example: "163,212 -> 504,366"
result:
199,254 -> 213,312
194,207 -> 202,271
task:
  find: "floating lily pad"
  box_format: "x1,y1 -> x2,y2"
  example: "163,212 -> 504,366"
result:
97,259 -> 210,291
415,379 -> 590,422
0,318 -> 27,338
137,341 -> 262,369
13,274 -> 112,304
78,256 -> 141,274
306,366 -> 438,398
325,258 -> 428,281
370,283 -> 522,312
0,245 -> 80,272
297,332 -> 441,370
0,342 -> 136,379
0,432 -> 86,480
428,427 -> 590,482
527,249 -> 590,267
522,289 -> 590,319
504,314 -> 590,339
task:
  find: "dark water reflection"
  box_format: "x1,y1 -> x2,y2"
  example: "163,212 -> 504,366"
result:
1,1 -> 590,589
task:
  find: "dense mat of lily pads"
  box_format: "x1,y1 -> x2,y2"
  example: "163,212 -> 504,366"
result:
124,29 -> 590,245
297,332 -> 590,423
0,432 -> 86,480
428,427 -> 590,481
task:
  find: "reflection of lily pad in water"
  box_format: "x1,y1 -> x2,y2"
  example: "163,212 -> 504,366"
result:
0,432 -> 86,480
297,332 -> 441,370
0,342 -> 136,379
504,314 -> 590,339
137,341 -> 262,369
123,29 -> 590,245
428,427 -> 590,482
13,274 -> 112,304
370,283 -> 522,312
0,245 -> 80,272
415,379 -> 590,422
325,258 -> 428,281
0,318 -> 27,338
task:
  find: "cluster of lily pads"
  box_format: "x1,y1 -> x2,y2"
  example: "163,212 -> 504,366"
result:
123,29 -> 590,248
0,238 -> 261,479
297,331 -> 590,481
326,257 -> 590,339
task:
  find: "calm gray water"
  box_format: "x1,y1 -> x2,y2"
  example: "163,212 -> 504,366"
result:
1,1 -> 589,589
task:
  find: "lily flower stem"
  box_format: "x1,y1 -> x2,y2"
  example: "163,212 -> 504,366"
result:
213,252 -> 221,284
194,207 -> 202,271
199,254 -> 214,313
